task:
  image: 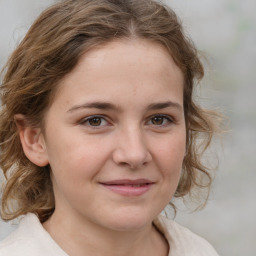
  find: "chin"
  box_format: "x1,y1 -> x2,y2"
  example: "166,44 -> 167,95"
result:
102,208 -> 158,231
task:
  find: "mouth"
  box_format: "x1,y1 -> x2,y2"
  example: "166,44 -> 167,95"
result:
99,179 -> 155,196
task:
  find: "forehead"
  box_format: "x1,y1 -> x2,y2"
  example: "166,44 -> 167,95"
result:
74,38 -> 182,79
51,38 -> 184,110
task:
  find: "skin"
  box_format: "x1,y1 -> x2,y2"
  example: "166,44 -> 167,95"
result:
18,39 -> 186,256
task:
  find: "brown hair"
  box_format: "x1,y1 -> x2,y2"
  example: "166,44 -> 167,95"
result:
0,0 -> 220,222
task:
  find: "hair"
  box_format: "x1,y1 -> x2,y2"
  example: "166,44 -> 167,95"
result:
0,0 -> 221,222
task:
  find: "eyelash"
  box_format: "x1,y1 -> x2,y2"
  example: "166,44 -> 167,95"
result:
79,115 -> 109,128
146,114 -> 174,126
79,114 -> 174,129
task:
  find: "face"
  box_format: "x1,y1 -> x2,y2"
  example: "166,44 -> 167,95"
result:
40,39 -> 186,231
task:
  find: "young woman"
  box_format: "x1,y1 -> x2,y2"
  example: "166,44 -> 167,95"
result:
0,0 -> 221,255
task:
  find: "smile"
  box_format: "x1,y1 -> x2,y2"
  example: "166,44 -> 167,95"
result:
99,179 -> 155,197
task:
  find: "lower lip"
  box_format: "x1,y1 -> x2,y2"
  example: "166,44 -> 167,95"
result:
101,184 -> 153,196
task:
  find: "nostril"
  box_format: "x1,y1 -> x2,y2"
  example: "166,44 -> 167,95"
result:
112,143 -> 152,169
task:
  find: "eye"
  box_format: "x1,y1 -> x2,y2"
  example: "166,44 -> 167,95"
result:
80,115 -> 109,127
147,114 -> 173,126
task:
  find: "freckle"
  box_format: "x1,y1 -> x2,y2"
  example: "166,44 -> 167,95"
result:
133,86 -> 137,96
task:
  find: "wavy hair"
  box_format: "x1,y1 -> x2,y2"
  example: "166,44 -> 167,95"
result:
0,0 -> 220,222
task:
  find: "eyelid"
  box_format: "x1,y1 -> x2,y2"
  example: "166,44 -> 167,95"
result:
78,113 -> 174,129
79,115 -> 110,127
146,114 -> 174,126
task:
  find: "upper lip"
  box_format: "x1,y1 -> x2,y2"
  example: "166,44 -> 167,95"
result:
100,179 -> 154,185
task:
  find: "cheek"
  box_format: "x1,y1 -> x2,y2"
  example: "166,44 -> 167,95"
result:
154,134 -> 186,182
155,135 -> 186,165
150,136 -> 186,209
47,136 -> 111,185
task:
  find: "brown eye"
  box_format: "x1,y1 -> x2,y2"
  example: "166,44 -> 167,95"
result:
151,116 -> 164,125
80,115 -> 110,129
80,116 -> 108,127
88,117 -> 102,126
148,115 -> 173,126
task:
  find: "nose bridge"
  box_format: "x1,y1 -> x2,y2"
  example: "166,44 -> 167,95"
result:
125,125 -> 145,154
113,124 -> 151,168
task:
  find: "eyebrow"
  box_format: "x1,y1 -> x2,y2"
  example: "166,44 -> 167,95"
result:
147,101 -> 183,111
67,102 -> 117,113
67,100 -> 182,113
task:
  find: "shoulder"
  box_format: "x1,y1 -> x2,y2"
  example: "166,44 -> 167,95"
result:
154,215 -> 220,256
0,213 -> 67,256
0,214 -> 33,256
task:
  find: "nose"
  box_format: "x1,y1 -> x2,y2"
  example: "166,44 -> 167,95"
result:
112,127 -> 152,169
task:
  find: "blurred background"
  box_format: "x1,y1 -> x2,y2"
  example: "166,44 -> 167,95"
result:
0,0 -> 255,255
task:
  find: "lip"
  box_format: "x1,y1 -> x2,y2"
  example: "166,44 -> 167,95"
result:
99,179 -> 155,197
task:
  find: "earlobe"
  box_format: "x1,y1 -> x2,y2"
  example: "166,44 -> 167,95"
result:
15,114 -> 49,167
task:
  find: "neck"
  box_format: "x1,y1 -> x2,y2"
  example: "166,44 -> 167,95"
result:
43,210 -> 168,256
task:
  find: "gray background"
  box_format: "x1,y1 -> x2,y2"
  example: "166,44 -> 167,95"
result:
0,0 -> 255,255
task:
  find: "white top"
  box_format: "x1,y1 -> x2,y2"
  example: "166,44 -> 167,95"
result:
0,213 -> 219,256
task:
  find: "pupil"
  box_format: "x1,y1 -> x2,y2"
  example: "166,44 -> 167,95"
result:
89,117 -> 101,126
152,116 -> 163,125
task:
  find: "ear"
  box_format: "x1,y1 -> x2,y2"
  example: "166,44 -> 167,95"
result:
15,114 -> 49,167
